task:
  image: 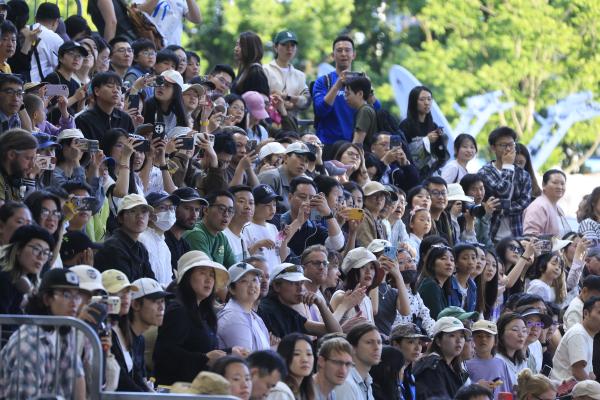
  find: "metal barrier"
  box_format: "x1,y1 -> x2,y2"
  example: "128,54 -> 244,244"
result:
0,314 -> 237,399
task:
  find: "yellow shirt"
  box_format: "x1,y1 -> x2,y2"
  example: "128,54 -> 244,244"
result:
0,62 -> 11,74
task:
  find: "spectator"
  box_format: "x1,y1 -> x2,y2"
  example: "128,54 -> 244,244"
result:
550,296 -> 600,382
417,245 -> 455,319
563,275 -> 600,331
475,249 -> 501,321
357,182 -> 390,246
75,72 -> 135,142
183,51 -> 200,83
258,142 -> 314,213
154,250 -> 230,384
370,346 -> 405,400
515,143 -> 542,199
263,30 -> 310,117
0,224 -> 54,315
0,73 -> 23,133
139,191 -> 180,286
258,263 -> 342,338
242,90 -> 270,142
413,316 -> 470,399
451,243 -> 479,313
142,70 -> 188,135
64,15 -> 91,42
193,131 -> 235,196
231,31 -> 269,97
184,190 -> 237,268
62,181 -> 101,234
123,38 -> 156,92
217,261 -> 270,351
454,384 -> 493,400
523,169 -> 569,236
425,176 -> 456,245
312,337 -> 353,399
94,193 -> 155,281
0,20 -> 17,73
247,350 -> 287,400
60,230 -> 102,268
334,323 -> 382,399
223,185 -> 253,263
406,208 -> 432,263
519,307 -> 552,374
165,44 -> 187,75
345,76 -> 376,146
495,312 -> 529,392
227,129 -> 259,186
292,245 -> 332,325
333,142 -> 369,186
516,369 -> 556,400
460,173 -> 499,249
0,128 -> 36,201
153,48 -> 179,75
526,252 -> 566,306
439,133 -> 477,184
478,126 -> 532,241
24,93 -> 74,135
208,64 -> 236,96
571,380 -> 600,400
369,131 -> 420,190
108,36 -> 133,79
92,34 -> 111,73
212,356 -> 252,400
389,323 -> 429,400
182,82 -> 205,126
0,201 -> 31,244
266,333 -> 315,400
30,2 -> 63,82
134,0 -> 201,46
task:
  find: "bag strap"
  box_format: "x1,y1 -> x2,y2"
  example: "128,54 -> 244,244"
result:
32,44 -> 44,81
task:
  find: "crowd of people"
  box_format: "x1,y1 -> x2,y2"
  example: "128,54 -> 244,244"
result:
1,1 -> 600,400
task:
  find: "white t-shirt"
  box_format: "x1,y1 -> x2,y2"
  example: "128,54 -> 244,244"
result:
528,340 -> 543,374
550,323 -> 594,382
223,227 -> 246,263
242,222 -> 281,273
139,228 -> 173,286
563,297 -> 584,331
527,279 -> 556,303
134,0 -> 189,46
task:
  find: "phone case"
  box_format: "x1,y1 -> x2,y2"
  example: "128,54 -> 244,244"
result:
346,208 -> 364,220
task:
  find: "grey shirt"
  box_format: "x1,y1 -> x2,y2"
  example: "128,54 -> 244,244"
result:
258,165 -> 292,213
333,367 -> 373,400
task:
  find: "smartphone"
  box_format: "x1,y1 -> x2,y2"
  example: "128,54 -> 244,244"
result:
383,245 -> 397,260
345,71 -> 366,80
91,295 -> 121,315
152,122 -> 166,140
128,93 -> 140,110
134,139 -> 151,152
246,139 -> 258,152
72,196 -> 97,211
35,155 -> 56,170
214,103 -> 228,114
149,75 -> 165,87
178,137 -> 194,150
537,239 -> 553,254
45,84 -> 69,98
75,138 -> 99,152
346,208 -> 364,221
390,135 -> 403,148
309,209 -> 321,221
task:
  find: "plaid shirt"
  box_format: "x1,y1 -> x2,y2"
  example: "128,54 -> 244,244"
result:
0,325 -> 84,399
478,161 -> 532,239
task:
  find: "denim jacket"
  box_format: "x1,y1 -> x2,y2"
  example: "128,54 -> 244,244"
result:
450,275 -> 477,312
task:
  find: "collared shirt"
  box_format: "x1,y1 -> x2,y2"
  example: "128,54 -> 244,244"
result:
75,104 -> 135,141
333,367 -> 374,400
30,24 -> 64,82
183,221 -> 236,268
313,380 -> 336,400
94,228 -> 155,281
164,229 -> 191,275
217,299 -> 270,351
449,275 -> 478,312
258,165 -> 292,213
139,227 -> 173,286
0,110 -> 21,134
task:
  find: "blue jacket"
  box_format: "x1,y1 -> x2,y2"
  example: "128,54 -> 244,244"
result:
450,276 -> 478,312
313,71 -> 380,144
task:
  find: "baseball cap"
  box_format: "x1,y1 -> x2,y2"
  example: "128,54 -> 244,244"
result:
258,142 -> 286,161
571,380 -> 600,400
274,31 -> 298,45
228,262 -> 263,285
367,239 -> 391,254
176,250 -> 230,289
59,41 -> 89,58
383,184 -> 399,202
33,132 -> 60,150
340,247 -> 379,275
390,323 -> 429,341
270,263 -> 311,283
60,231 -> 103,260
145,191 -> 180,207
253,184 -> 283,204
432,316 -> 471,337
438,306 -> 479,322
24,81 -> 48,93
101,269 -> 139,294
39,268 -> 81,293
57,128 -> 85,141
171,371 -> 231,395
172,187 -> 208,205
285,141 -> 316,161
69,265 -> 106,294
131,278 -> 174,300
447,183 -> 474,203
518,307 -> 552,328
471,319 -> 497,335
9,225 -> 55,249
242,91 -> 269,120
161,69 -> 184,90
116,193 -> 154,214
182,83 -> 206,97
362,181 -> 389,197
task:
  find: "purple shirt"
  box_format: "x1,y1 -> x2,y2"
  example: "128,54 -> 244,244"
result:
217,299 -> 270,351
465,356 -> 514,397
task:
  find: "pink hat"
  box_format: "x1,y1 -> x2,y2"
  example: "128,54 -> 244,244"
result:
242,91 -> 269,120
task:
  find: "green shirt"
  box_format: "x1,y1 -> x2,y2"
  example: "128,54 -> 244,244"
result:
183,221 -> 236,268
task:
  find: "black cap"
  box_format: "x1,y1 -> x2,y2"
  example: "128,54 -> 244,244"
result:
146,191 -> 181,207
9,225 -> 55,249
189,76 -> 216,90
59,41 -> 89,57
172,187 -> 208,205
39,268 -> 81,293
36,3 -> 61,20
519,307 -> 552,328
253,184 -> 283,204
60,231 -> 102,260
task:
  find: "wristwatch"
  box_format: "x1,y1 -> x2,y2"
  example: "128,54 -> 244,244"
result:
322,212 -> 334,220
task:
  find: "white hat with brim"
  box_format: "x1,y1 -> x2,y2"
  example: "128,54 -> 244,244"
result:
341,247 -> 379,275
367,239 -> 391,254
161,69 -> 184,90
362,181 -> 389,198
571,380 -> 600,400
176,250 -> 230,290
432,316 -> 471,337
259,142 -> 286,161
552,238 -> 572,252
270,263 -> 311,284
447,183 -> 474,203
116,193 -> 154,215
228,261 -> 263,285
69,265 -> 106,294
101,269 -> 139,294
57,129 -> 85,141
182,83 -> 206,97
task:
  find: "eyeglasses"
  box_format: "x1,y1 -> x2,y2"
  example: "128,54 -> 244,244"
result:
210,204 -> 235,216
325,358 -> 355,368
27,244 -> 53,259
0,88 -> 23,97
114,47 -> 133,54
140,50 -> 156,57
496,142 -> 516,150
508,244 -> 523,254
55,290 -> 82,302
273,265 -> 304,279
526,321 -> 544,329
429,190 -> 447,198
305,260 -> 329,268
40,208 -> 62,219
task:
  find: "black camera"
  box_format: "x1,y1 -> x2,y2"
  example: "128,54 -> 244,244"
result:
462,202 -> 486,218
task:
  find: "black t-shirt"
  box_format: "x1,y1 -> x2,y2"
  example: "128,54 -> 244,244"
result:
44,71 -> 80,125
257,296 -> 307,338
164,230 -> 190,276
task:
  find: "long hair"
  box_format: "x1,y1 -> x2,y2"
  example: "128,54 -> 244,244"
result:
495,237 -> 521,271
515,143 -> 541,197
371,346 -> 404,400
418,246 -> 453,297
24,190 -> 64,243
177,268 -> 218,331
427,331 -> 464,375
403,86 -> 436,141
143,84 -> 188,127
516,368 -> 555,400
496,312 -> 527,364
529,252 -> 566,304
582,186 -> 600,222
333,142 -> 365,182
277,333 -> 315,400
101,128 -> 138,195
238,31 -> 264,72
475,249 -> 499,320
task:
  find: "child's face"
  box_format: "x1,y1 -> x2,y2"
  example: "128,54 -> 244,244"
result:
473,331 -> 495,355
33,105 -> 46,124
410,210 -> 431,237
255,201 -> 276,221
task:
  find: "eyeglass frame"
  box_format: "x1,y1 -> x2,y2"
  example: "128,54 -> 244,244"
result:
209,204 -> 235,216
26,244 -> 53,259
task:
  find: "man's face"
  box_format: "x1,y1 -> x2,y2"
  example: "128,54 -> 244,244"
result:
120,205 -> 150,235
94,81 -> 121,107
318,351 -> 353,386
466,181 -> 485,205
584,302 -> 600,331
233,133 -> 248,164
354,329 -> 382,367
284,153 -> 308,178
371,134 -> 390,159
204,196 -> 234,232
587,256 -> 600,275
6,148 -> 35,177
0,82 -> 23,116
302,250 -> 328,285
134,297 -> 166,327
427,183 -> 448,212
343,86 -> 362,108
0,33 -> 16,60
110,42 -> 133,69
491,135 -> 516,162
289,183 -> 316,217
274,280 -> 304,306
210,72 -> 233,95
364,192 -> 386,214
250,368 -> 280,400
233,190 -> 254,223
175,200 -> 203,230
332,40 -> 355,71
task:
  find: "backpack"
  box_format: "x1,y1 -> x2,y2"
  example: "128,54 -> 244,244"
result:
310,73 -> 332,131
125,3 -> 165,50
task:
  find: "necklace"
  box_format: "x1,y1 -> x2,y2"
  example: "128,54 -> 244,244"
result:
380,283 -> 389,300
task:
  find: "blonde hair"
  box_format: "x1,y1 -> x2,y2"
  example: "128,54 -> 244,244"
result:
516,368 -> 555,400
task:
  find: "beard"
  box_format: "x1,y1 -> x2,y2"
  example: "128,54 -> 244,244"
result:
9,158 -> 25,178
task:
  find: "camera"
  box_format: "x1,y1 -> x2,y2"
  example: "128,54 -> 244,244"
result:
499,199 -> 511,210
345,71 -> 366,80
462,202 -> 486,218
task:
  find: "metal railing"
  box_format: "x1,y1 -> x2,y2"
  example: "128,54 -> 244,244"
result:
0,314 -> 237,399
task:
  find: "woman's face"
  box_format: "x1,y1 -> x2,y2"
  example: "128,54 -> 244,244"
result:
189,267 -> 215,301
505,241 -> 522,265
227,99 -> 245,125
416,90 -> 432,115
132,151 -> 145,172
484,253 -> 497,283
1,207 -> 32,244
515,154 -> 527,170
327,186 -> 344,215
182,89 -> 200,111
351,189 -> 363,209
398,337 -> 422,364
155,82 -> 174,102
393,194 -> 406,219
233,39 -> 241,62
358,263 -> 376,287
543,255 -> 562,280
339,146 -> 361,171
39,199 -> 60,235
502,319 -> 528,353
457,140 -> 476,162
110,136 -> 128,160
275,41 -> 297,62
64,139 -> 84,162
437,331 -> 465,359
433,251 -> 455,280
95,48 -> 110,73
412,189 -> 431,210
18,238 -> 51,275
324,262 -> 340,288
225,362 -> 252,400
410,210 -> 432,238
289,339 -> 314,378
117,287 -> 132,316
231,272 -> 260,305
472,247 -> 486,278
543,173 -> 566,202
456,249 -> 477,276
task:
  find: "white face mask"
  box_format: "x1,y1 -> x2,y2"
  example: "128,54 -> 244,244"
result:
154,210 -> 176,231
